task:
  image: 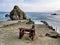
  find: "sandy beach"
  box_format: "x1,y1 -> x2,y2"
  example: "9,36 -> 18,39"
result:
0,20 -> 60,45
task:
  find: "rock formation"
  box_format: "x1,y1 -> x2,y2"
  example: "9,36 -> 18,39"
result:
51,13 -> 57,15
45,31 -> 60,38
5,14 -> 10,17
6,5 -> 27,20
26,18 -> 34,24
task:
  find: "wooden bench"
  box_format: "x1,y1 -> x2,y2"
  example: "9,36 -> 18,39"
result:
18,25 -> 35,41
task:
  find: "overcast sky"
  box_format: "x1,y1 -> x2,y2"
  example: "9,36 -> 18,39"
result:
0,0 -> 60,12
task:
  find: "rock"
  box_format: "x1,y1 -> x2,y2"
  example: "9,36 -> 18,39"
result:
45,31 -> 60,38
48,26 -> 53,29
51,13 -> 57,15
52,29 -> 55,31
41,21 -> 49,26
26,18 -> 34,24
48,26 -> 55,31
5,14 -> 10,17
10,5 -> 27,20
58,34 -> 60,38
41,21 -> 55,31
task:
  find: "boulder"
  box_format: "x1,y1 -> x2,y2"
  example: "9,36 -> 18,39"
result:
41,21 -> 55,31
45,31 -> 60,38
26,18 -> 34,24
41,21 -> 49,26
51,13 -> 57,15
9,5 -> 27,20
5,14 -> 10,17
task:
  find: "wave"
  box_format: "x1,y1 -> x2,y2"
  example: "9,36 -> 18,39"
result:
33,20 -> 44,24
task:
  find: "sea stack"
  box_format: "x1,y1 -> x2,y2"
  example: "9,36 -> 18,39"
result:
10,5 -> 27,20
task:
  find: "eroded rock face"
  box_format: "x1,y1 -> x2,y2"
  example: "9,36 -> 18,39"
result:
10,5 -> 27,20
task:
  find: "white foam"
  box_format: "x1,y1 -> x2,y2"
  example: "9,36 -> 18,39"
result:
46,20 -> 60,34
33,20 -> 44,24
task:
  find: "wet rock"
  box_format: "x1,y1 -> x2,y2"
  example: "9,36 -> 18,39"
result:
41,21 -> 49,26
41,21 -> 55,31
51,13 -> 57,15
5,14 -> 10,17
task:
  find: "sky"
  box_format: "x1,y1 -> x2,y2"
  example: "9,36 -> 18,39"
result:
0,0 -> 60,12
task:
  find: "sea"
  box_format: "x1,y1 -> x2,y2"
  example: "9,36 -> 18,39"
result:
0,12 -> 60,33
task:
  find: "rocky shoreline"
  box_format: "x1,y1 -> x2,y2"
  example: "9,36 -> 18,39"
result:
41,21 -> 55,31
41,20 -> 60,38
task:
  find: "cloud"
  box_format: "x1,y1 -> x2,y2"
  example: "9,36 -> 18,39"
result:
19,0 -> 60,12
0,0 -> 60,12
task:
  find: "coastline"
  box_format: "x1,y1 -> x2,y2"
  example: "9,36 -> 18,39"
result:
33,20 -> 60,34
0,20 -> 60,45
0,12 -> 60,34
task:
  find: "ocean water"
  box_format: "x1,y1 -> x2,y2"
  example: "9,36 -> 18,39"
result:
0,12 -> 10,21
0,12 -> 60,33
26,12 -> 60,33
